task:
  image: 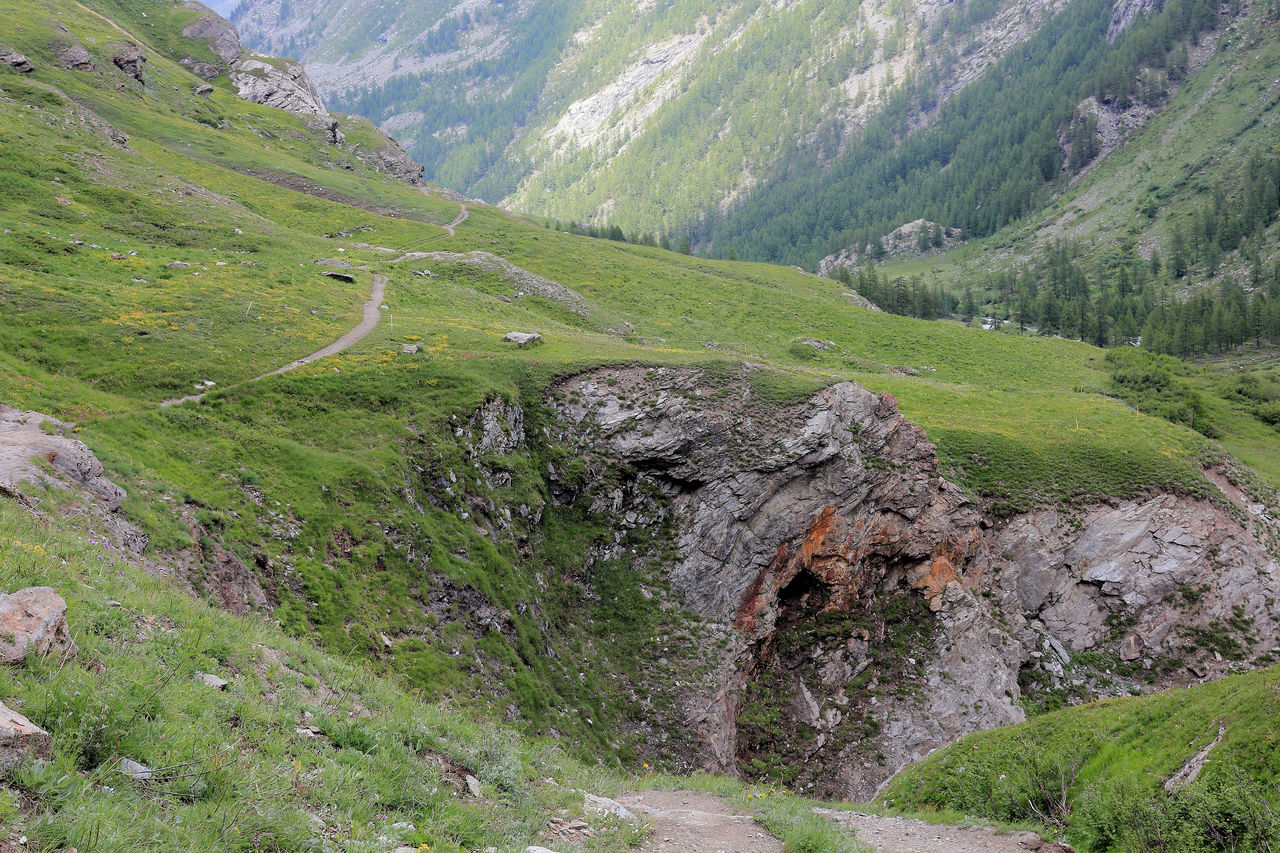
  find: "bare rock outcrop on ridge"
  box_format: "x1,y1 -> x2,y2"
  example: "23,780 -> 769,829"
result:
0,405 -> 147,553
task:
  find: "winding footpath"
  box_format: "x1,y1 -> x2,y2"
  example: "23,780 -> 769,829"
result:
160,274 -> 387,407
442,202 -> 468,237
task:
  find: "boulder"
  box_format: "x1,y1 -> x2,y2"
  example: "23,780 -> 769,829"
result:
56,43 -> 94,71
111,44 -> 145,84
193,83 -> 214,98
321,271 -> 355,283
0,587 -> 77,664
166,261 -> 191,269
0,45 -> 33,73
187,61 -> 222,79
0,702 -> 51,770
465,774 -> 482,797
401,344 -> 419,355
503,332 -> 543,347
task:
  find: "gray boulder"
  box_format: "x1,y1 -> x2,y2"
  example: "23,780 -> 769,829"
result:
193,83 -> 214,98
111,43 -> 146,84
0,702 -> 51,770
0,45 -> 33,73
0,587 -> 76,664
503,332 -> 543,347
56,42 -> 94,71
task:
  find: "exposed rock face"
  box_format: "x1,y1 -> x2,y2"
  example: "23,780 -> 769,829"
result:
548,367 -> 1022,798
1,406 -> 124,510
0,702 -> 51,770
545,366 -> 1280,800
231,55 -> 347,144
111,43 -> 146,84
818,219 -> 963,277
0,406 -> 147,551
181,3 -> 243,64
55,41 -> 94,71
1108,0 -> 1166,41
194,83 -> 215,98
0,587 -> 77,664
0,45 -> 33,73
992,493 -> 1280,692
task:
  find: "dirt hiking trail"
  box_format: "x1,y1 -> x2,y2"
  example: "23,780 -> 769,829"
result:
161,274 -> 387,406
620,790 -> 782,853
816,810 -> 1072,852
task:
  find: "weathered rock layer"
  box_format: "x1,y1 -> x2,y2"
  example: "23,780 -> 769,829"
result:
547,366 -> 1280,799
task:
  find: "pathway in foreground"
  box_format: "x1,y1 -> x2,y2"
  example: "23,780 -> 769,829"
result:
161,274 -> 387,406
816,809 -> 1068,853
619,790 -> 783,853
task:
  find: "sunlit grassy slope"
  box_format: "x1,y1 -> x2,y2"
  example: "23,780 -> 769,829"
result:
0,0 -> 1235,744
881,663 -> 1280,852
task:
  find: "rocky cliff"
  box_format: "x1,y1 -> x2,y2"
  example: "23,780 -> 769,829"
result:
540,367 -> 1280,799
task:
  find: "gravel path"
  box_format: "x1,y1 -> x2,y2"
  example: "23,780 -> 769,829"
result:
442,202 -> 468,237
619,791 -> 783,853
161,273 -> 386,406
816,810 -> 1069,853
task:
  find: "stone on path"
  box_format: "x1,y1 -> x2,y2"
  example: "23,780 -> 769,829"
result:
0,701 -> 51,770
0,587 -> 77,664
583,792 -> 636,820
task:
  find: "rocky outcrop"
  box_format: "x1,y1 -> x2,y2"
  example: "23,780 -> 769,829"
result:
111,43 -> 146,84
181,3 -> 243,65
0,406 -> 147,550
1108,0 -> 1165,41
1,407 -> 125,510
0,587 -> 77,664
231,55 -> 344,143
0,45 -> 33,73
547,367 -> 1022,798
55,41 -> 94,71
818,220 -> 963,277
0,702 -> 51,770
992,493 -> 1280,692
545,366 -> 1280,800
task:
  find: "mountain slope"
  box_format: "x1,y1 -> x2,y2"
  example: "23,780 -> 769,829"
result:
232,0 -> 1068,240
4,0 -> 1280,829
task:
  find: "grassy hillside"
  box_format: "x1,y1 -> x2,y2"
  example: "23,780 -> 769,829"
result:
880,663 -> 1280,851
0,0 -> 1239,764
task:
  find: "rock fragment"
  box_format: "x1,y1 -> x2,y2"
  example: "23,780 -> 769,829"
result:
0,702 -> 51,770
0,587 -> 77,664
